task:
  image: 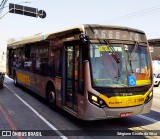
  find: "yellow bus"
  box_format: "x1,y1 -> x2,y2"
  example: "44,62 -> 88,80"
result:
7,24 -> 153,120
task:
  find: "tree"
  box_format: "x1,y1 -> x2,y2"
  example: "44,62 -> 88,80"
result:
7,38 -> 16,44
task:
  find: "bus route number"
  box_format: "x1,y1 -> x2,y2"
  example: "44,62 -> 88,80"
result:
93,29 -> 140,41
134,98 -> 144,103
94,30 -> 120,39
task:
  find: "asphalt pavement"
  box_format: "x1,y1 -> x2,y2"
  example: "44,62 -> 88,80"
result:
0,76 -> 160,139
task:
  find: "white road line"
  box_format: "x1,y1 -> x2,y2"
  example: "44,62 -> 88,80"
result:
5,84 -> 68,139
137,115 -> 158,123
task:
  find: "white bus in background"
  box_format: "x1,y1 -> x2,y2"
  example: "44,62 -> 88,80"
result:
152,60 -> 160,77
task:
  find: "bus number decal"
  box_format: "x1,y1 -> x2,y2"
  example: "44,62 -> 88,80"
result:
134,98 -> 144,103
130,33 -> 139,41
109,31 -> 113,39
124,45 -> 128,51
116,32 -> 120,39
94,30 -> 98,38
135,33 -> 139,41
102,30 -> 106,38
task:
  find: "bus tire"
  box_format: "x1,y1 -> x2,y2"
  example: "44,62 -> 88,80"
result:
46,84 -> 56,110
13,71 -> 18,86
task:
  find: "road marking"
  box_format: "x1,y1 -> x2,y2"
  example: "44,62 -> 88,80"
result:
5,84 -> 68,139
0,104 -> 23,139
0,104 -> 17,130
137,115 -> 158,123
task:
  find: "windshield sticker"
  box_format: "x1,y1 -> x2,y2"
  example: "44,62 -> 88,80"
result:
136,73 -> 150,80
128,76 -> 136,86
98,46 -> 110,52
135,66 -> 150,80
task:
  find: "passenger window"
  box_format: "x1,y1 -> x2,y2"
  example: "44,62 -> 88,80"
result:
50,48 -> 62,76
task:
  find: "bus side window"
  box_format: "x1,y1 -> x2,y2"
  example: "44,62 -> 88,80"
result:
50,49 -> 62,76
12,48 -> 25,69
55,49 -> 61,76
24,45 -> 31,71
39,48 -> 49,75
40,58 -> 49,75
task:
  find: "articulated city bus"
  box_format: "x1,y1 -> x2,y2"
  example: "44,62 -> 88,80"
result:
7,24 -> 153,120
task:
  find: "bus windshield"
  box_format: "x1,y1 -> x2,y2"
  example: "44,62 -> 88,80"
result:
90,43 -> 151,87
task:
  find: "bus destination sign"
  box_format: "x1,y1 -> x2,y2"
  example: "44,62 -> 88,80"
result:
86,29 -> 147,42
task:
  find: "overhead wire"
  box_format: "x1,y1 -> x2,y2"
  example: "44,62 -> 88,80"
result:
102,4 -> 160,23
0,0 -> 8,16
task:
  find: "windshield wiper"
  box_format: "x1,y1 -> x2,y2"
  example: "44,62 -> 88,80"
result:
87,24 -> 121,80
129,41 -> 139,61
103,39 -> 121,63
103,39 -> 121,80
125,28 -> 140,74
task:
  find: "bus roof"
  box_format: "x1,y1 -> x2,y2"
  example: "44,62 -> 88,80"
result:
7,24 -> 145,48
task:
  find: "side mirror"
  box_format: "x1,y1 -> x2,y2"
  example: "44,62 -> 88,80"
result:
79,33 -> 89,42
79,34 -> 90,61
111,53 -> 121,63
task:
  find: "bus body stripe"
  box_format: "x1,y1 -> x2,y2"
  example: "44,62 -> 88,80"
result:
99,91 -> 150,108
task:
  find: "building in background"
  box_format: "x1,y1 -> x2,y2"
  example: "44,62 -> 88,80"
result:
148,39 -> 160,76
148,38 -> 160,60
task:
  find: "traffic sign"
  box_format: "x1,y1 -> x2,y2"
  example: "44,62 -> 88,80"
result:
9,3 -> 46,19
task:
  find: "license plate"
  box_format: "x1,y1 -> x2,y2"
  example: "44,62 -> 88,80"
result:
120,112 -> 132,118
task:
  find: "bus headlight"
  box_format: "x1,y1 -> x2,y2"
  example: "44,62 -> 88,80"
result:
88,92 -> 107,108
149,91 -> 153,98
145,91 -> 153,103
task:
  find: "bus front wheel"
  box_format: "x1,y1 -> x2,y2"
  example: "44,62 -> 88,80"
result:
46,85 -> 56,109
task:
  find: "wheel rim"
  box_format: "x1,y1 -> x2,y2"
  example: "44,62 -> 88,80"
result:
49,91 -> 55,103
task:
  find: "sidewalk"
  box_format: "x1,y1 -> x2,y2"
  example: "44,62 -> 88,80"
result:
0,61 -> 6,72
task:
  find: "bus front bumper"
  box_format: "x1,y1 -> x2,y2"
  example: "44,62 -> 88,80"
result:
104,99 -> 152,119
83,99 -> 152,120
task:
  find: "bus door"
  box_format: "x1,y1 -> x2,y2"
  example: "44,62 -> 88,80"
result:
65,44 -> 80,111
